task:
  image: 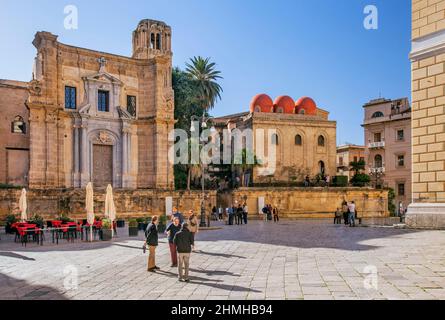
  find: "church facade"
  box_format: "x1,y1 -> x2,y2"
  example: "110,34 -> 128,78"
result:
0,19 -> 175,190
213,94 -> 337,185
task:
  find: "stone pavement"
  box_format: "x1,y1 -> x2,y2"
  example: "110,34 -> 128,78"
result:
1,220 -> 445,300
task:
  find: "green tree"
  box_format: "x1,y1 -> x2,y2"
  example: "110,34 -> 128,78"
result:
349,159 -> 366,176
349,160 -> 370,187
185,56 -> 223,110
172,67 -> 203,190
173,57 -> 223,190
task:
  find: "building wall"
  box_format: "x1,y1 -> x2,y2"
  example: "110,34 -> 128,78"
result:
363,99 -> 412,210
231,187 -> 388,218
0,188 -> 216,221
336,146 -> 365,180
24,20 -> 175,190
411,1 -> 445,203
224,112 -> 336,183
0,81 -> 30,186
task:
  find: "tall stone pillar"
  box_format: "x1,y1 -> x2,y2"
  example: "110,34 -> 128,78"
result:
73,125 -> 80,188
80,124 -> 89,187
407,0 -> 445,229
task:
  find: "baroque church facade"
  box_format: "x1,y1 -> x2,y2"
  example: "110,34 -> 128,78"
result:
0,19 -> 175,190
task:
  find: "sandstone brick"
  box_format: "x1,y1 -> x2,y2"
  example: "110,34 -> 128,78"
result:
428,161 -> 445,171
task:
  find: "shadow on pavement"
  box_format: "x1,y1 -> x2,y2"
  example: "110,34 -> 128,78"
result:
0,252 -> 35,261
0,273 -> 67,300
194,250 -> 246,259
155,269 -> 259,293
196,219 -> 424,251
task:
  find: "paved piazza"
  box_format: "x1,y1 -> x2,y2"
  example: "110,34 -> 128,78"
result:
1,220 -> 445,300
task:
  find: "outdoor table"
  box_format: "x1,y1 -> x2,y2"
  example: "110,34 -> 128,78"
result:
16,225 -> 43,246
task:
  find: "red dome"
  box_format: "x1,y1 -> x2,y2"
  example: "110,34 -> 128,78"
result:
250,94 -> 273,113
295,97 -> 317,115
273,95 -> 295,114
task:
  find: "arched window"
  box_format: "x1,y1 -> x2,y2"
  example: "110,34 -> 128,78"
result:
374,154 -> 383,168
372,111 -> 384,118
275,107 -> 284,113
271,133 -> 279,145
11,116 -> 26,134
299,109 -> 306,115
318,135 -> 325,147
295,134 -> 302,146
254,106 -> 261,113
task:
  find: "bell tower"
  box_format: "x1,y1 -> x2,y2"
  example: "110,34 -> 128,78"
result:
132,19 -> 172,59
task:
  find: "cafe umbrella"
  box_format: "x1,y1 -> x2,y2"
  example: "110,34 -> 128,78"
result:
104,184 -> 116,237
86,182 -> 94,242
19,188 -> 27,222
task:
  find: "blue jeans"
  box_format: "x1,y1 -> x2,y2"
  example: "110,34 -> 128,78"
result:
349,212 -> 355,226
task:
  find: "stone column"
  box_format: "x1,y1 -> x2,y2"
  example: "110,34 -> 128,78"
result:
80,124 -> 89,187
73,125 -> 80,187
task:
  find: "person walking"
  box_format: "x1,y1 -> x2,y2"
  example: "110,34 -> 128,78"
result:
334,208 -> 342,224
262,205 -> 268,222
348,201 -> 356,227
166,217 -> 181,267
236,204 -> 244,225
187,210 -> 199,250
228,206 -> 234,225
173,223 -> 194,282
211,206 -> 218,221
342,200 -> 349,225
171,207 -> 184,224
267,204 -> 273,222
273,206 -> 280,222
242,203 -> 248,224
145,216 -> 160,272
218,206 -> 224,221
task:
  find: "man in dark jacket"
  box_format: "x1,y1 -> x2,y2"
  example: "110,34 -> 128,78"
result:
173,223 -> 194,282
145,216 -> 159,272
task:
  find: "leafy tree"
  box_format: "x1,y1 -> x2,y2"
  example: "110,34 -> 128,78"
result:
173,57 -> 223,190
185,56 -> 223,110
349,159 -> 366,175
388,188 -> 396,216
349,159 -> 370,187
350,173 -> 371,187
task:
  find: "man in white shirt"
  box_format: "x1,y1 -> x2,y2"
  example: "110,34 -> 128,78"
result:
347,201 -> 356,227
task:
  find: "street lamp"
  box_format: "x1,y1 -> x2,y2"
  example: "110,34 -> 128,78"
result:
190,114 -> 214,228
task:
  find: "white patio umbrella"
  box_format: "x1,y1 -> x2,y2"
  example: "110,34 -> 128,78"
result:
85,182 -> 94,242
104,184 -> 116,237
19,188 -> 27,222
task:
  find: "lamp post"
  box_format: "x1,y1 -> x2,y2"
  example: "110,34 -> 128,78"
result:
190,114 -> 215,228
369,167 -> 384,188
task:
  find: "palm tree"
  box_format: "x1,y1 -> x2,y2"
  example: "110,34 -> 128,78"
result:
185,56 -> 223,110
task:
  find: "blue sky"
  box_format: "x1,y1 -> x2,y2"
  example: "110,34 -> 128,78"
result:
0,0 -> 411,145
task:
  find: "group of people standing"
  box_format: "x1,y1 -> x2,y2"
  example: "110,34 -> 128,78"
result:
145,207 -> 198,282
226,203 -> 249,225
334,200 -> 357,227
262,204 -> 280,222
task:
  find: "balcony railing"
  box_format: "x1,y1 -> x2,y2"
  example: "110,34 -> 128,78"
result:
368,141 -> 385,149
369,167 -> 385,174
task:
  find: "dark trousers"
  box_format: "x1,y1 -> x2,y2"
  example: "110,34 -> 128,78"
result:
243,213 -> 248,224
343,212 -> 349,225
273,215 -> 279,222
334,216 -> 342,224
228,215 -> 234,225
